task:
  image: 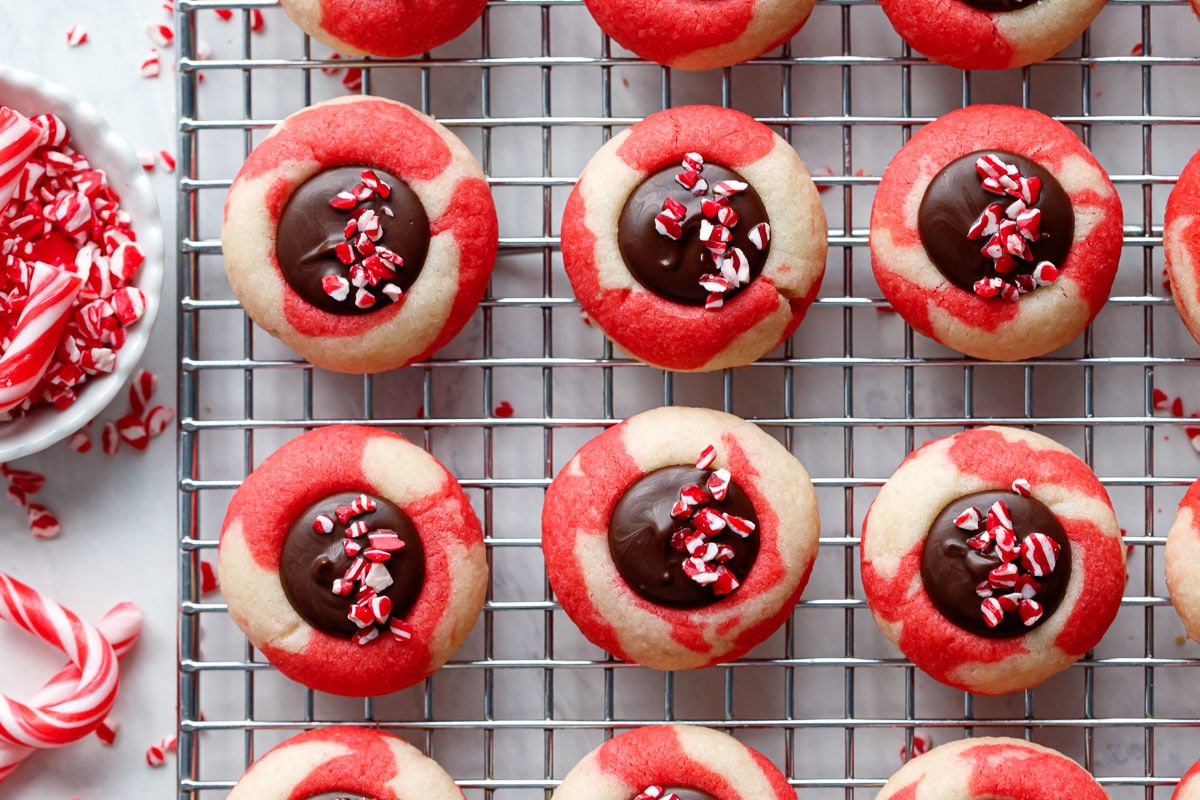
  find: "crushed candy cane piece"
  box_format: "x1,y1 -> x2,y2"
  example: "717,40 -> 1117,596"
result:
65,25 -> 89,47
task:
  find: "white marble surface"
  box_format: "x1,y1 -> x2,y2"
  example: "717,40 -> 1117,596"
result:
0,1 -> 179,796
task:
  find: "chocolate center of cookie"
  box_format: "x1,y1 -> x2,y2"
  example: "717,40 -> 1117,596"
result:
608,465 -> 759,609
921,490 -> 1071,638
281,491 -> 424,641
960,0 -> 1039,10
917,150 -> 1073,299
618,155 -> 770,307
276,165 -> 429,315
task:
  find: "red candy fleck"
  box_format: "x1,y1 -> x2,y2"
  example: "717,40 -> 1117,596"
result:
953,506 -> 981,531
145,21 -> 174,47
69,430 -> 92,453
65,25 -> 89,47
101,421 -> 120,455
138,48 -> 160,78
199,561 -> 219,595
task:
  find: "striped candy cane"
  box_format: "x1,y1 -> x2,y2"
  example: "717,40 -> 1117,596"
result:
0,107 -> 43,212
0,263 -> 83,415
0,602 -> 140,781
0,573 -> 119,783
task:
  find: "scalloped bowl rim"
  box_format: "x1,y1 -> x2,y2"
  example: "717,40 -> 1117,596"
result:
0,64 -> 164,461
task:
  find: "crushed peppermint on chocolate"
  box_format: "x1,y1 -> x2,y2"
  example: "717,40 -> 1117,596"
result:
608,445 -> 759,608
323,169 -> 405,309
966,154 -> 1058,300
619,153 -> 771,309
635,786 -> 718,800
922,479 -> 1071,637
917,150 -> 1073,302
281,491 -> 422,646
654,153 -> 767,309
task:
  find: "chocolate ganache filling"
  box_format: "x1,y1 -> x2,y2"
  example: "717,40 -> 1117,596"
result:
618,157 -> 770,307
917,150 -> 1073,298
921,490 -> 1071,638
608,465 -> 759,609
281,491 -> 424,640
276,165 -> 429,315
960,0 -> 1038,10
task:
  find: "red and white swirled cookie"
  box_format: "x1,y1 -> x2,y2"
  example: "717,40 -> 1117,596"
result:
877,0 -> 1106,71
1176,759 -> 1200,800
279,0 -> 486,58
542,406 -> 820,670
877,737 -> 1107,800
552,725 -> 794,800
561,105 -> 827,372
1165,477 -> 1200,644
582,0 -> 816,70
227,726 -> 463,800
870,104 -> 1122,361
860,426 -> 1126,695
218,425 -> 488,697
1165,149 -> 1200,346
222,96 -> 497,374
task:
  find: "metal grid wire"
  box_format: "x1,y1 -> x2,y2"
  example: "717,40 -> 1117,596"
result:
176,1 -> 1200,798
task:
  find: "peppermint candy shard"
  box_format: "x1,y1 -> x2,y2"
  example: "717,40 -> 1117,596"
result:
312,514 -> 335,534
953,506 -> 981,531
986,500 -> 1014,534
1018,531 -> 1060,577
695,444 -> 716,470
748,222 -> 770,251
987,562 -> 1019,590
706,468 -> 731,501
1019,598 -> 1044,626
1011,477 -> 1031,497
980,596 -> 1005,628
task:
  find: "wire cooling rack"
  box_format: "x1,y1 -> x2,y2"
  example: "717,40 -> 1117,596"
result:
175,1 -> 1200,798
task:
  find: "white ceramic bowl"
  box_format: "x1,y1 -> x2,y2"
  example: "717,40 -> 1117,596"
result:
0,65 -> 163,461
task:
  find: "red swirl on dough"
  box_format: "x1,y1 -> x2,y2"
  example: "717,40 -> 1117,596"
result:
1179,477 -> 1200,545
235,99 -> 452,185
872,105 -> 1122,337
1166,148 -> 1200,327
960,741 -> 1108,800
584,0 -> 755,68
317,0 -> 486,58
542,422 -> 806,665
1178,758 -> 1200,800
615,106 -> 775,173
592,727 -> 795,800
282,727 -> 406,800
221,425 -> 483,695
877,0 -> 1016,70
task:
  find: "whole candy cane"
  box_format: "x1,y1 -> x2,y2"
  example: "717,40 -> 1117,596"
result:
0,107 -> 43,211
0,263 -> 83,415
0,573 -> 118,783
0,602 -> 140,781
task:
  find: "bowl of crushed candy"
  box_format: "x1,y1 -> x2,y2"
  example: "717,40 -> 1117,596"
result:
0,64 -> 163,461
